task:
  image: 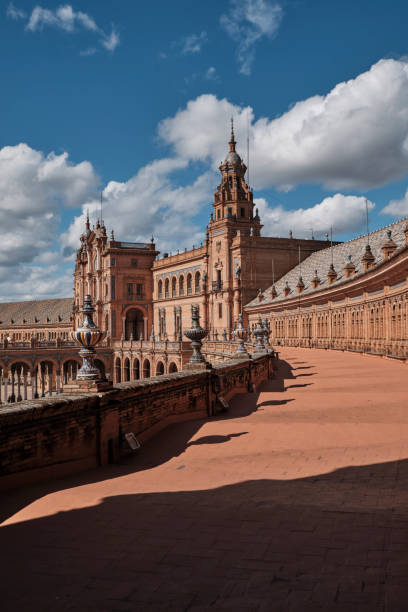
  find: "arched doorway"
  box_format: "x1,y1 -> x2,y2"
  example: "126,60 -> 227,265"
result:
156,361 -> 164,375
63,360 -> 80,384
125,308 -> 144,340
133,359 -> 140,380
169,362 -> 178,373
142,359 -> 150,378
124,358 -> 130,381
115,357 -> 121,383
9,362 -> 31,402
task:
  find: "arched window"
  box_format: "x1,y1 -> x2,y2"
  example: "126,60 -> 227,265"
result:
115,358 -> 121,383
195,271 -> 201,293
179,275 -> 184,296
156,361 -> 164,375
133,358 -> 140,380
169,362 -> 178,373
187,274 -> 192,295
172,277 -> 177,297
165,278 -> 169,298
158,279 -> 163,299
124,358 -> 130,382
142,359 -> 150,378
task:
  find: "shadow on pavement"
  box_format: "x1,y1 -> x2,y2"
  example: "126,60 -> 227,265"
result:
1,458 -> 406,611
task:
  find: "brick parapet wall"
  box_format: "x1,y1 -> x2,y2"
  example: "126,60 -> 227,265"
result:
0,352 -> 274,491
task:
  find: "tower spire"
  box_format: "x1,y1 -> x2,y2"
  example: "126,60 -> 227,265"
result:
229,117 -> 236,152
85,210 -> 90,232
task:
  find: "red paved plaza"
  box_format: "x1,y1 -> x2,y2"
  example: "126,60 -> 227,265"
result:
1,348 -> 408,611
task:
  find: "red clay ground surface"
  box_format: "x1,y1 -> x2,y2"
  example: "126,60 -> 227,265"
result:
1,348 -> 408,611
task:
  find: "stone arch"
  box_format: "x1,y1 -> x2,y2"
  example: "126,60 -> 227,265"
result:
8,360 -> 32,403
62,359 -> 81,384
133,358 -> 140,380
172,276 -> 177,297
124,357 -> 130,381
142,359 -> 150,378
115,357 -> 121,383
164,277 -> 170,298
124,307 -> 144,340
158,279 -> 163,298
156,361 -> 165,375
168,362 -> 178,373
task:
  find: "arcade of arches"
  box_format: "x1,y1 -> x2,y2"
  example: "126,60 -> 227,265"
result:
113,356 -> 178,384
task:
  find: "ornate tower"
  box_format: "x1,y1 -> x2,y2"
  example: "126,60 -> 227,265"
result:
212,119 -> 261,236
207,120 -> 262,336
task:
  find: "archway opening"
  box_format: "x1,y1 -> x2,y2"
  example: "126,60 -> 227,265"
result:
133,359 -> 140,380
124,358 -> 130,382
143,359 -> 150,378
63,359 -> 80,384
169,362 -> 178,373
156,361 -> 164,375
115,357 -> 121,383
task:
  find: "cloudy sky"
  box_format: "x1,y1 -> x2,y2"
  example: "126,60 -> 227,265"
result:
2,0 -> 408,300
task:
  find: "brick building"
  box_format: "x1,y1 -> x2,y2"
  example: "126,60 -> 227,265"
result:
4,124 -> 393,398
246,218 -> 408,358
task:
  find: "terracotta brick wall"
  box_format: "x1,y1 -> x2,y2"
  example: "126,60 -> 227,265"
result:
0,352 -> 274,491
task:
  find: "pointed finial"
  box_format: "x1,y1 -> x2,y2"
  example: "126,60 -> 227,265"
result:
150,234 -> 154,243
110,229 -> 114,241
85,211 -> 90,231
229,116 -> 236,151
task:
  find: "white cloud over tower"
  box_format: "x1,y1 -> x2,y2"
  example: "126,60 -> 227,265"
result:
2,58 -> 408,299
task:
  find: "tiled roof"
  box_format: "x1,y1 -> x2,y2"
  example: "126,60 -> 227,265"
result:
0,298 -> 73,326
247,217 -> 408,308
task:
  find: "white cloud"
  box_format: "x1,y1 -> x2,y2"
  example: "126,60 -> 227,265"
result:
0,143 -> 98,269
205,66 -> 218,80
101,28 -> 120,52
7,3 -> 120,53
221,0 -> 282,75
381,189 -> 408,217
79,47 -> 97,57
6,2 -> 26,20
255,194 -> 375,239
182,31 -> 208,54
61,158 -> 214,257
159,59 -> 408,191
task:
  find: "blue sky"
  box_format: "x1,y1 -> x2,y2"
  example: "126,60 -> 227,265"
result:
2,0 -> 408,300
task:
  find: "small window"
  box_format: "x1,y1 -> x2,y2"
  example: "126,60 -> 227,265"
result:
218,303 -> 222,318
136,283 -> 143,296
131,258 -> 138,267
127,283 -> 133,295
217,209 -> 221,219
241,207 -> 245,217
111,257 -> 115,266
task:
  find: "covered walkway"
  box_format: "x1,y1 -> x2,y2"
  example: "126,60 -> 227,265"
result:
1,348 -> 408,611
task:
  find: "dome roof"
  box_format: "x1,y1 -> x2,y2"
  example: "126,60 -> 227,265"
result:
224,150 -> 242,165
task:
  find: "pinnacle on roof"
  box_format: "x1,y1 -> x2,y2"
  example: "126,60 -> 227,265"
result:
224,117 -> 243,166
